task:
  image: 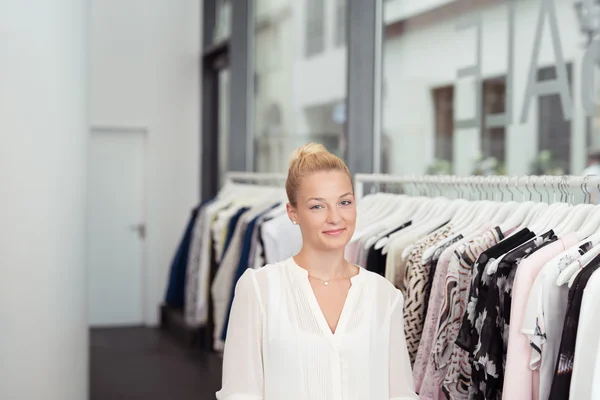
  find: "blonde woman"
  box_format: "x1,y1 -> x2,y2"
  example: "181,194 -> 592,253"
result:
217,143 -> 417,400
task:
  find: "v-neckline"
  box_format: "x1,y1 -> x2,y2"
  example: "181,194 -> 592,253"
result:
290,258 -> 363,338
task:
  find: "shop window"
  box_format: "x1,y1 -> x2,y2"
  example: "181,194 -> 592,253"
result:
306,0 -> 325,57
481,76 -> 507,167
432,85 -> 454,165
537,63 -> 573,174
335,0 -> 346,47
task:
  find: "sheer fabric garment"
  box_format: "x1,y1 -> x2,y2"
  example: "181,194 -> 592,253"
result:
217,258 -> 418,400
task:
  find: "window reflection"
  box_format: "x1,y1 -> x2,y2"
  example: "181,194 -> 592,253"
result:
253,0 -> 347,173
382,0 -> 599,177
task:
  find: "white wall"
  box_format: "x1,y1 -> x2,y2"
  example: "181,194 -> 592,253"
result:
90,0 -> 201,325
383,0 -> 586,176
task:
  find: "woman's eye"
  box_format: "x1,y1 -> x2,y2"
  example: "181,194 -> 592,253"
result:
310,204 -> 323,210
340,200 -> 352,206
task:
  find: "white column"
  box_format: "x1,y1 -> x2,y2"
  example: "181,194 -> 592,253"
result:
0,1 -> 89,400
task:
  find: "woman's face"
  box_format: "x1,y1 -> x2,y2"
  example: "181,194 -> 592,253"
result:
287,170 -> 356,252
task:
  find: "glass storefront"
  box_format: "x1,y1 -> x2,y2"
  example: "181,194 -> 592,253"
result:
382,0 -> 600,176
252,0 -> 348,173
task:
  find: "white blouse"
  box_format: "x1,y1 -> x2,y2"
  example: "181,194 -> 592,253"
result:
216,258 -> 418,400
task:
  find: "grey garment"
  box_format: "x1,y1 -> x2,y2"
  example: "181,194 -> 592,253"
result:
184,205 -> 208,327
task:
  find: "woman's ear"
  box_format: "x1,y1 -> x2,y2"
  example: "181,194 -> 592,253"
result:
286,203 -> 298,225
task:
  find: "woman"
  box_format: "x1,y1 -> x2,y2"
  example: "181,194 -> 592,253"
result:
216,143 -> 417,400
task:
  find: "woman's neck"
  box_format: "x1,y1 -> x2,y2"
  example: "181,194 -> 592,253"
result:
293,248 -> 349,280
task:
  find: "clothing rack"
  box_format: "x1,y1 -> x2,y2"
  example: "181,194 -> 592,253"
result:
354,174 -> 600,204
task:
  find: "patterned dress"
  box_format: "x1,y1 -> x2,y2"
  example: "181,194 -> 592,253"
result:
467,231 -> 557,399
403,224 -> 454,363
425,227 -> 504,398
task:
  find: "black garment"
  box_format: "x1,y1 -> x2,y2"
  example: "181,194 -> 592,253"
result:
456,228 -> 535,356
548,257 -> 600,400
468,230 -> 557,400
365,221 -> 412,277
366,245 -> 387,277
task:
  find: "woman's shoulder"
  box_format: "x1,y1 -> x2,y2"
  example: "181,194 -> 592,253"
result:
240,258 -> 294,286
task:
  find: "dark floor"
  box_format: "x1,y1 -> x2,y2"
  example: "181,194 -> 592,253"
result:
91,327 -> 222,400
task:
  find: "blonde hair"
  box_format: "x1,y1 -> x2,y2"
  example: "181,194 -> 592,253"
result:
285,143 -> 353,207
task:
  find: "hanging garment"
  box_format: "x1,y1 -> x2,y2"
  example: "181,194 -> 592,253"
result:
164,204 -> 202,309
185,199 -> 229,326
403,223 -> 454,364
419,226 -> 505,400
548,260 -> 600,399
261,213 -> 302,265
443,229 -> 541,399
522,240 -> 595,400
216,258 -> 418,400
464,231 -> 558,400
220,206 -> 277,342
502,233 -> 577,400
413,225 -> 491,396
569,269 -> 600,399
365,244 -> 387,277
211,208 -> 253,350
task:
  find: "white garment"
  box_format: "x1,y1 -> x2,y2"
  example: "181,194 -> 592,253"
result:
212,204 -> 246,263
521,250 -> 574,400
185,199 -> 230,326
216,258 -> 418,400
194,200 -> 232,325
570,270 -> 600,400
212,205 -> 269,351
593,344 -> 600,399
261,213 -> 302,264
252,208 -> 286,270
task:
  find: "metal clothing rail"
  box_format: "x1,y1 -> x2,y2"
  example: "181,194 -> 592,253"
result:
354,174 -> 600,203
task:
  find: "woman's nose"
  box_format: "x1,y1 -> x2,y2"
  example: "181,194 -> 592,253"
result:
326,208 -> 341,224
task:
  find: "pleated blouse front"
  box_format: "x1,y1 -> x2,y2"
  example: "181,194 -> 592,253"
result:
216,257 -> 417,400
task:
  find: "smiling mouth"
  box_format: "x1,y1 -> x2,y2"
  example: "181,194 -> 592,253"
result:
323,228 -> 345,236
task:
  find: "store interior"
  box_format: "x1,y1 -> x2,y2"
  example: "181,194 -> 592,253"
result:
3,0 -> 600,399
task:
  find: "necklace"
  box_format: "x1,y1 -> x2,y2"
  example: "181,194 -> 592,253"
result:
308,265 -> 351,286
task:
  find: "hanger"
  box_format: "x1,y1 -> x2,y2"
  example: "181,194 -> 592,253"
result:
556,243 -> 600,286
551,177 -> 593,235
500,176 -> 537,233
362,196 -> 421,250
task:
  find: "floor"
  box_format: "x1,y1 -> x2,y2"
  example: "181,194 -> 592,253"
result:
90,327 -> 222,400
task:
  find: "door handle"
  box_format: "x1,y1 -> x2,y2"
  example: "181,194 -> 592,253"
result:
129,223 -> 146,239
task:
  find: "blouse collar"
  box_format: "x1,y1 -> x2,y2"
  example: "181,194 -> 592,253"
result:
287,257 -> 366,285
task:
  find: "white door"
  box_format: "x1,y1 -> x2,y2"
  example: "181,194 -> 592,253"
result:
86,128 -> 146,327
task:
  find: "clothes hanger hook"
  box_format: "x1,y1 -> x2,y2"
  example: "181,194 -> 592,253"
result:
496,176 -> 503,202
532,176 -> 542,202
560,175 -> 568,203
505,176 -> 513,201
513,176 -> 522,201
582,175 -> 591,204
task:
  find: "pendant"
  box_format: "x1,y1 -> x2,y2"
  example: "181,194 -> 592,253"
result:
324,281 -> 329,286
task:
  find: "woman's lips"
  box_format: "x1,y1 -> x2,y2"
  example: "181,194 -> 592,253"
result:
323,228 -> 345,236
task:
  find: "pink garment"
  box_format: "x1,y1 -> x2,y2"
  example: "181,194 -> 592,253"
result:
415,225 -> 491,399
413,243 -> 461,394
502,233 -> 578,400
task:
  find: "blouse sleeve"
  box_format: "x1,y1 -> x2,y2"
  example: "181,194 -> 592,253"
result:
389,290 -> 419,400
216,269 -> 264,400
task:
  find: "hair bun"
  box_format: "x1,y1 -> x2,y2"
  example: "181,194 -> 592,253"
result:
285,142 -> 352,206
288,142 -> 328,167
